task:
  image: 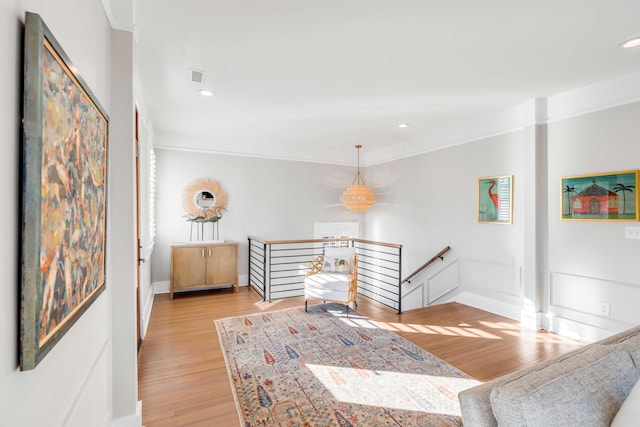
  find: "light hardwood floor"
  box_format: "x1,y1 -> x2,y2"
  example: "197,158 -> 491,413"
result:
138,287 -> 584,426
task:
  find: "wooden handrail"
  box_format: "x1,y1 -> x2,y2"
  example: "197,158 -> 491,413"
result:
247,236 -> 403,249
401,246 -> 451,285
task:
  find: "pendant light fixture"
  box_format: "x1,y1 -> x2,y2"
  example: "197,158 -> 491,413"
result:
341,145 -> 377,212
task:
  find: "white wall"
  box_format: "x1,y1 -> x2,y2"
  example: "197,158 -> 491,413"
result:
0,2 -> 139,426
366,130 -> 526,316
151,145 -> 364,288
546,102 -> 640,341
366,95 -> 640,340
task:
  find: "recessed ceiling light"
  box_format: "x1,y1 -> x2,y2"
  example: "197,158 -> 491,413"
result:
621,37 -> 640,49
398,123 -> 409,128
199,89 -> 214,97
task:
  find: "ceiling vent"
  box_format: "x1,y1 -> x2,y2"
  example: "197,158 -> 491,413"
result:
189,69 -> 206,84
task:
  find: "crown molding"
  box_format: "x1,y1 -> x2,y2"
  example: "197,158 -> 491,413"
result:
548,70 -> 640,123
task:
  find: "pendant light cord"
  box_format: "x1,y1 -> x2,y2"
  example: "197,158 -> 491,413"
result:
352,144 -> 366,185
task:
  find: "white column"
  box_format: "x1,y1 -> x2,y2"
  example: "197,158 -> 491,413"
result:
109,29 -> 141,426
521,98 -> 548,329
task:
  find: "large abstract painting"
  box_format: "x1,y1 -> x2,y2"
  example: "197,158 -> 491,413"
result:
21,12 -> 109,370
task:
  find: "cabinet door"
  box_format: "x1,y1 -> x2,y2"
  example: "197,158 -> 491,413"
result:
206,244 -> 237,285
172,246 -> 207,290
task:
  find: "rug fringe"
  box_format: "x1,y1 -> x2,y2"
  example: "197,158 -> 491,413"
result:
214,318 -> 245,427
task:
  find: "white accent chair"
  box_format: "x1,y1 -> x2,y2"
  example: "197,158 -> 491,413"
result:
304,247 -> 358,312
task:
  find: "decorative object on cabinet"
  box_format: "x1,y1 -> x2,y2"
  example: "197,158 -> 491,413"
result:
182,178 -> 228,240
478,175 -> 513,224
341,145 -> 377,212
561,170 -> 638,221
20,12 -> 109,371
170,242 -> 238,299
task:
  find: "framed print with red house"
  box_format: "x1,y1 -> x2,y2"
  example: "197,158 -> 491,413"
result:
561,170 -> 638,221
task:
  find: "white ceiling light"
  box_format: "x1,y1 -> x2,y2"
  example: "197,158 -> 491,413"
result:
199,89 -> 214,97
398,123 -> 409,128
621,37 -> 640,49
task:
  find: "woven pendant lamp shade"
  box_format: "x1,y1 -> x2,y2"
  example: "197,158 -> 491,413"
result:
341,145 -> 377,212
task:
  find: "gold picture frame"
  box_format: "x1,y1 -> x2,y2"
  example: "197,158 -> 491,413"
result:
561,170 -> 638,221
478,175 -> 513,224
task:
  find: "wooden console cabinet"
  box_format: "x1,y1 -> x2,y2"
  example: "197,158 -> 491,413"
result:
170,241 -> 238,299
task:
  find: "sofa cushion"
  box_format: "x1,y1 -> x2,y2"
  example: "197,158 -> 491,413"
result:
613,330 -> 640,367
490,349 -> 639,427
459,342 -> 598,427
631,347 -> 640,367
611,377 -> 640,426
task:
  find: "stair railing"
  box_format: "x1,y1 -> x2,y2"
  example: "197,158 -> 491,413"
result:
401,246 -> 451,285
247,236 -> 404,312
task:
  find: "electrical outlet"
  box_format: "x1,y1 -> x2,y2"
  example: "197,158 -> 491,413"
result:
625,226 -> 640,239
599,302 -> 610,317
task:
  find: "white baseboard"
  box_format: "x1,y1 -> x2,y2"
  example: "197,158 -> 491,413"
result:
519,308 -> 546,331
547,315 -> 620,344
454,291 -> 522,322
111,401 -> 142,427
153,281 -> 170,294
141,286 -> 154,339
455,290 -> 624,343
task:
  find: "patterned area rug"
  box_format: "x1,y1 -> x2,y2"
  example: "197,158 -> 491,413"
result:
215,303 -> 479,426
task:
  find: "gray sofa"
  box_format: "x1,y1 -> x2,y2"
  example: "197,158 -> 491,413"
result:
458,326 -> 640,426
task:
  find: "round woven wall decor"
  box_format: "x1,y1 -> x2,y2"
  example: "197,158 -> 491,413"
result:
182,178 -> 228,219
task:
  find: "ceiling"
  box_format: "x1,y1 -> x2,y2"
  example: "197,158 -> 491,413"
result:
134,0 -> 640,166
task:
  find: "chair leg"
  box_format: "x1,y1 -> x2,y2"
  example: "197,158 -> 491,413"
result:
305,299 -> 308,312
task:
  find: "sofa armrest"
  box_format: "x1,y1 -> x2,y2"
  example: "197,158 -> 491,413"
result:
459,382 -> 500,427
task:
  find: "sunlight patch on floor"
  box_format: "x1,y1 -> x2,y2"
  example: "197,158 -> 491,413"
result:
477,320 -> 521,330
372,321 -> 502,339
337,317 -> 380,329
319,306 -> 510,340
306,364 -> 478,415
253,299 -> 285,311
